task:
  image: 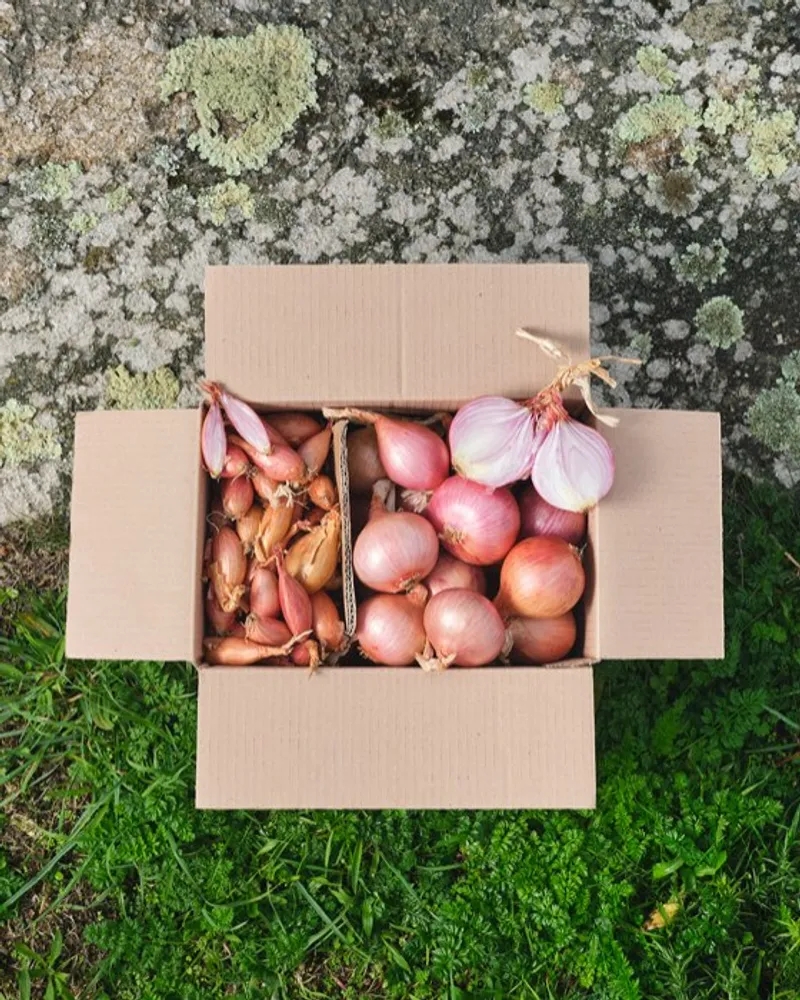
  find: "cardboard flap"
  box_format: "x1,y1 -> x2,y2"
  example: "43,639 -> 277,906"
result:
66,409 -> 203,662
195,666 -> 596,809
205,263 -> 590,409
585,409 -> 724,660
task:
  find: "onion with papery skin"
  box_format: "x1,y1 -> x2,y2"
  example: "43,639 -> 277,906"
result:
236,504 -> 262,553
357,594 -> 426,666
497,537 -> 584,619
308,474 -> 337,511
508,612 -> 576,665
221,475 -> 254,520
251,469 -> 279,504
311,590 -> 346,653
249,565 -> 280,619
201,401 -> 226,479
353,508 -> 438,593
242,440 -> 306,483
275,546 -> 313,636
399,489 -> 431,514
285,507 -> 341,594
519,485 -> 586,545
425,476 -> 520,566
209,527 -> 247,612
532,407 -> 614,513
206,584 -> 236,634
425,552 -> 486,597
298,423 -> 332,479
204,635 -> 295,665
221,444 -> 250,479
422,589 -> 506,668
449,396 -> 538,488
245,614 -> 291,646
291,638 -> 322,668
347,425 -> 386,493
265,412 -> 321,447
253,499 -> 294,564
202,381 -> 272,455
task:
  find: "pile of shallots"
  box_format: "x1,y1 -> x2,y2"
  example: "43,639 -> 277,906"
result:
201,382 -> 345,667
339,382 -> 606,668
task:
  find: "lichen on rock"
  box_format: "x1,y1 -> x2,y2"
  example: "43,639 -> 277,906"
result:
616,95 -> 699,150
694,296 -> 745,349
747,382 -> 800,466
198,180 -> 254,225
745,110 -> 797,180
103,366 -> 180,410
522,81 -> 565,116
0,400 -> 61,467
17,162 -> 82,203
636,46 -> 675,89
673,241 -> 729,289
160,25 -> 317,176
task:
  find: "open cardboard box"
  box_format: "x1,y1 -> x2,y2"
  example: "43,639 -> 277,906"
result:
66,264 -> 724,809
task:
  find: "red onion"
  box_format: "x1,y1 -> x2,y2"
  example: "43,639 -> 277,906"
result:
425,476 -> 520,566
532,408 -> 614,512
424,553 -> 486,597
221,475 -> 254,520
221,444 -> 250,479
353,510 -> 438,593
423,589 -> 506,667
449,396 -> 538,487
201,401 -> 226,479
347,425 -> 387,493
264,412 -> 321,447
275,547 -> 312,636
497,537 -> 585,619
249,565 -> 280,619
519,485 -> 586,546
508,612 -> 577,664
356,594 -> 426,666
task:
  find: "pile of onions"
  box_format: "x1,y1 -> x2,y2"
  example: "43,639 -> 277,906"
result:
357,594 -> 426,666
425,476 -> 519,566
518,485 -> 586,546
496,537 -> 585,619
423,590 -> 506,667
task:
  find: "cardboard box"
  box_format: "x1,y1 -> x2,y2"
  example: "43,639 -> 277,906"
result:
66,263 -> 724,809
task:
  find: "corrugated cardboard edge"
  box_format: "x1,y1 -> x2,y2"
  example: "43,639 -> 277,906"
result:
330,419 -> 356,661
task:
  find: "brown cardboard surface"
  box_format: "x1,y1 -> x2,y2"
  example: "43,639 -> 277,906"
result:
204,263 -> 590,409
585,409 -> 724,660
195,666 -> 596,809
66,409 -> 204,662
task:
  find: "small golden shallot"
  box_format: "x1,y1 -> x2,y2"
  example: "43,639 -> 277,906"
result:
251,469 -> 279,504
264,412 -> 322,447
205,584 -> 236,634
310,590 -> 346,653
298,423 -> 332,479
308,474 -> 337,511
204,635 -> 296,666
253,498 -> 295,565
221,475 -> 254,520
236,503 -> 262,553
209,527 -> 247,612
284,507 -> 341,594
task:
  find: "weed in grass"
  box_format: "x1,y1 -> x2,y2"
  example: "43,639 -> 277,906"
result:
0,477 -> 798,999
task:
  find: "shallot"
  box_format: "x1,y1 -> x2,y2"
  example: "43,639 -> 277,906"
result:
202,381 -> 272,455
347,425 -> 386,493
204,636 -> 295,666
245,614 -> 292,646
449,396 -> 538,488
311,590 -> 346,653
221,444 -> 250,479
236,504 -> 262,553
221,475 -> 253,520
519,485 -> 586,546
241,439 -> 306,483
308,474 -> 337,511
424,553 -> 486,597
275,546 -> 312,636
353,487 -> 438,593
496,537 -> 584,619
298,423 -> 332,479
422,589 -> 506,668
209,527 -> 247,612
249,565 -> 281,620
357,594 -> 426,666
284,507 -> 341,594
425,476 -> 520,566
508,612 -> 576,665
201,401 -> 227,479
205,584 -> 236,634
265,412 -> 322,447
253,499 -> 294,564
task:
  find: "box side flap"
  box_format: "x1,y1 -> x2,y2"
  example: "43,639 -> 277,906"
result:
204,263 -> 590,408
195,667 -> 596,809
66,409 -> 203,662
588,409 -> 724,660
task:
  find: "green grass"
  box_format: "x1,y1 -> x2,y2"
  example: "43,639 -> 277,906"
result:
1,476 -> 799,999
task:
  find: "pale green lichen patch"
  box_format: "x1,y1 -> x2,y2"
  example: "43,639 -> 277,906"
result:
629,331 -> 653,363
372,110 -> 412,141
105,185 -> 132,213
746,110 -> 797,179
103,366 -> 180,410
17,161 -> 82,203
0,400 -> 61,467
702,96 -> 739,137
68,211 -> 98,235
780,351 -> 800,383
523,81 -> 565,115
197,180 -> 254,225
673,241 -> 729,289
636,46 -> 675,88
160,25 -> 317,176
747,382 -> 800,463
615,94 -> 699,148
694,296 -> 744,349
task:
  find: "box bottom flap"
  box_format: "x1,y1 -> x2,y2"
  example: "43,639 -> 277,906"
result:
196,667 -> 596,810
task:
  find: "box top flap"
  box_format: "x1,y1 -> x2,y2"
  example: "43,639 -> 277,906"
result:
195,666 -> 596,809
66,409 -> 203,663
584,409 -> 724,661
204,263 -> 590,409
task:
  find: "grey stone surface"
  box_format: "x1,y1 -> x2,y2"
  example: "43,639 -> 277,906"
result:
1,0 -> 799,533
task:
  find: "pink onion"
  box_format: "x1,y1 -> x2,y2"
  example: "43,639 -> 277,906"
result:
423,589 -> 506,667
532,414 -> 614,512
424,552 -> 486,597
201,401 -> 226,479
497,537 -> 584,619
508,612 -> 576,665
519,485 -> 586,546
346,411 -> 449,491
357,594 -> 426,666
425,476 -> 520,566
353,510 -> 439,593
449,396 -> 537,488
